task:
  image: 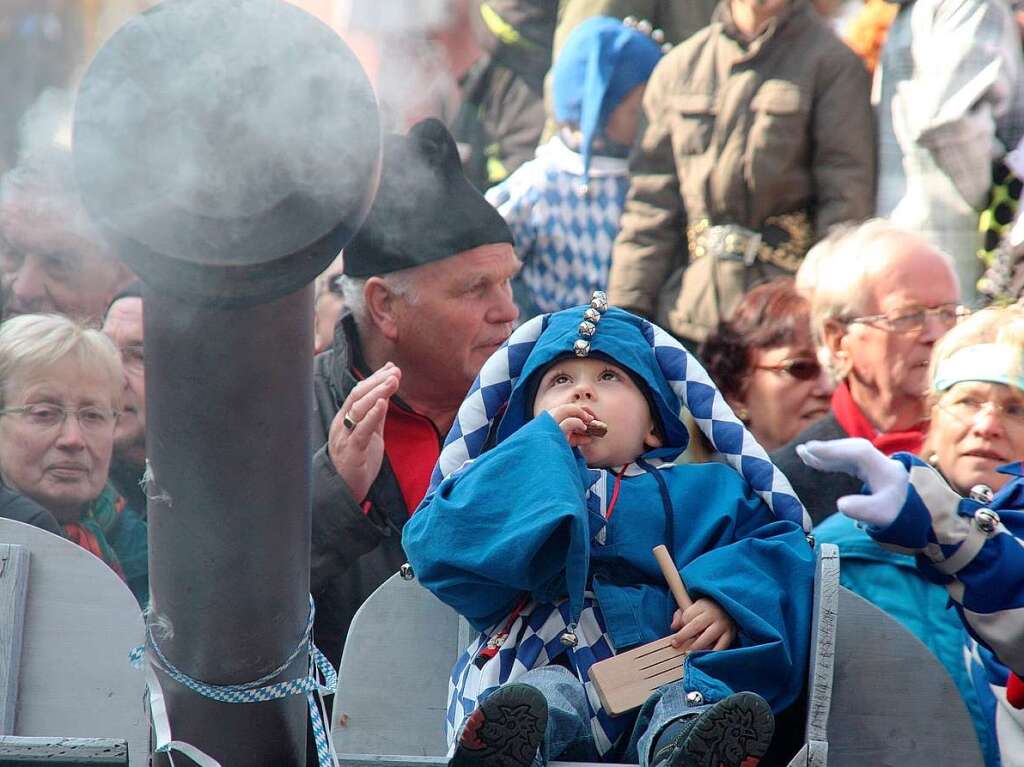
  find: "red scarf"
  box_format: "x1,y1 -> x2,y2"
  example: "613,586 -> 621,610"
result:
831,381 -> 926,456
1008,672 -> 1023,709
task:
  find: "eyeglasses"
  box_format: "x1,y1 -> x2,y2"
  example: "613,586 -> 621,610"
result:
843,303 -> 967,334
0,403 -> 120,432
937,395 -> 1024,431
753,358 -> 823,381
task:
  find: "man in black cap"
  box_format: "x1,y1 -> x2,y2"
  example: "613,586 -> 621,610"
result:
310,118 -> 521,667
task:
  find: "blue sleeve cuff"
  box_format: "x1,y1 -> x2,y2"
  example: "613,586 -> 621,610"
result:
866,483 -> 934,550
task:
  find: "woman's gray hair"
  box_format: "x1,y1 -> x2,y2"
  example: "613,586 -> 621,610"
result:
336,265 -> 422,328
809,219 -> 958,347
0,313 -> 123,408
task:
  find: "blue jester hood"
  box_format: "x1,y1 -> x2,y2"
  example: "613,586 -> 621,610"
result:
494,305 -> 691,456
427,292 -> 810,533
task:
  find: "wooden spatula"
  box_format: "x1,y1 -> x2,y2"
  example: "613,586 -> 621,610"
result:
588,545 -> 692,715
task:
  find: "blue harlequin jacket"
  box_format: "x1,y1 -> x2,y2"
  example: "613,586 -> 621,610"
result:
859,456 -> 1024,765
403,307 -> 815,711
868,456 -> 1024,678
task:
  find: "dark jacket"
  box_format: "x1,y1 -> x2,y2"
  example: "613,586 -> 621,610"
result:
109,461 -> 147,519
0,484 -> 61,536
455,1 -> 558,189
770,412 -> 861,526
311,314 -> 441,668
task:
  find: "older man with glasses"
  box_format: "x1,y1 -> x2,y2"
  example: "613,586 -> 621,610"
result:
771,219 -> 962,525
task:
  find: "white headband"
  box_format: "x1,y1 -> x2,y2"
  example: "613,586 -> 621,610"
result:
933,343 -> 1024,392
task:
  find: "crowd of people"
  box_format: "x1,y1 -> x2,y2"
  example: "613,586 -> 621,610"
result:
2,0 -> 1024,766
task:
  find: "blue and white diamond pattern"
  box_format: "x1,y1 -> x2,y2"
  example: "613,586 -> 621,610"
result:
430,310 -> 810,532
486,141 -> 630,314
647,324 -> 812,531
432,314 -> 546,487
445,596 -> 627,758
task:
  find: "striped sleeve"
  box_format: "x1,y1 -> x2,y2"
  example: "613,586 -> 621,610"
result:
868,455 -> 1024,675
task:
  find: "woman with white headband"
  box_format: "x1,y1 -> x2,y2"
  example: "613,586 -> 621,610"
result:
799,305 -> 1024,767
920,306 -> 1024,497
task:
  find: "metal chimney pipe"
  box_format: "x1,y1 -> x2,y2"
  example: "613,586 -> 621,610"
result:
142,284 -> 315,764
72,1 -> 382,763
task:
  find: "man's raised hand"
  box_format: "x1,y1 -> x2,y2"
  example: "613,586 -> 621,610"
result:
328,362 -> 402,502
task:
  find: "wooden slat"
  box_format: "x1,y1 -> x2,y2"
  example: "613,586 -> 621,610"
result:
0,520 -> 145,766
589,637 -> 687,715
806,740 -> 828,767
0,736 -> 127,765
0,545 -> 29,736
805,544 -> 839,744
333,574 -> 460,757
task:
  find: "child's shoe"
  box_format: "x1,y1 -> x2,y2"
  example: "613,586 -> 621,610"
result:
649,691 -> 774,767
450,683 -> 548,767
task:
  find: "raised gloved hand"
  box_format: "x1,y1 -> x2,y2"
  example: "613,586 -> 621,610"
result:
796,438 -> 910,527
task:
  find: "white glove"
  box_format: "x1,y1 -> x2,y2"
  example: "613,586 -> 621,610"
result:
796,438 -> 910,527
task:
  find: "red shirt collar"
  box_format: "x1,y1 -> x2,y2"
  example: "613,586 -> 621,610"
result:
831,381 -> 927,456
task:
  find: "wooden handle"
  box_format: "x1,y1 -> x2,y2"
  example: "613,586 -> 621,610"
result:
653,545 -> 692,611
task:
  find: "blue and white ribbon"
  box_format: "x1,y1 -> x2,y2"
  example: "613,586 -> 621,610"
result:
130,595 -> 338,767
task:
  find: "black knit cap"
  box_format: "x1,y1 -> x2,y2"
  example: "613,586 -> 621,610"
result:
342,118 -> 513,277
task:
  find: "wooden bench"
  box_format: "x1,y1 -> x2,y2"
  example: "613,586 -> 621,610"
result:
0,519 -> 148,766
331,544 -> 984,767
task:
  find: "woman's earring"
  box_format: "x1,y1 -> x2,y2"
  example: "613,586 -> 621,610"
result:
928,453 -> 940,467
735,406 -> 749,421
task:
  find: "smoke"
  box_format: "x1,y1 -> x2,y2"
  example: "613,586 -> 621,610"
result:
72,0 -> 382,270
345,0 -> 451,34
343,0 -> 464,130
0,88 -> 104,248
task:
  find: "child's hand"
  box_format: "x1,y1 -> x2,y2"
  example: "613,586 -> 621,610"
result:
669,597 -> 736,652
546,403 -> 596,448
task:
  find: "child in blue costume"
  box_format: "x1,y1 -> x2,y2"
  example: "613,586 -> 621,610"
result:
403,295 -> 815,767
485,17 -> 663,317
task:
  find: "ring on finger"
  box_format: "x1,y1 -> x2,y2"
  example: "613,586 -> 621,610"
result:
342,413 -> 358,431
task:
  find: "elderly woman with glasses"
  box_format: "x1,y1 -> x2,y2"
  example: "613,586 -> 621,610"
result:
799,305 -> 1024,766
700,278 -> 834,451
920,306 -> 1024,496
0,313 -> 147,605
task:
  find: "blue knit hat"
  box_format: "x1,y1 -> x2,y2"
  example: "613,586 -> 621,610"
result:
552,16 -> 663,182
